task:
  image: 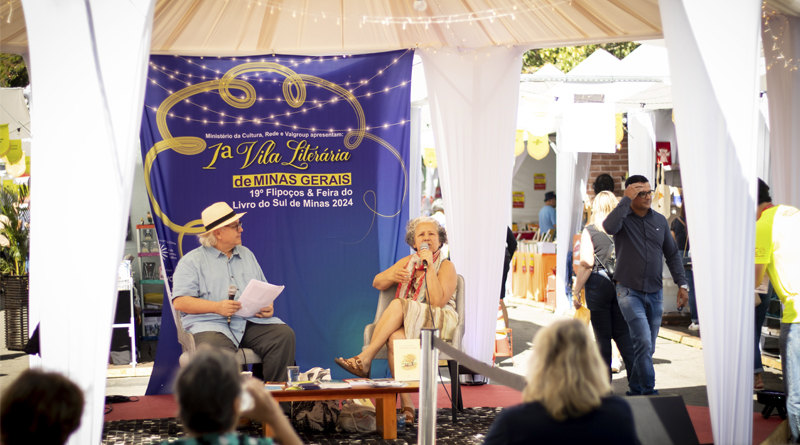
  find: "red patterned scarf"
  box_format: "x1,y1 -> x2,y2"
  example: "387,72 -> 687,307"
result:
394,250 -> 442,302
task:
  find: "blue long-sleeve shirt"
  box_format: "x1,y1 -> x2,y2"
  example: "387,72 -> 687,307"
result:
603,197 -> 687,293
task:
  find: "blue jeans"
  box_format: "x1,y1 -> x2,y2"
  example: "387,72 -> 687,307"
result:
754,283 -> 773,373
616,283 -> 663,395
780,322 -> 800,442
584,271 -> 641,393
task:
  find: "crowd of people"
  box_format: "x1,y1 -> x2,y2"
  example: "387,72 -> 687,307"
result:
3,175 -> 797,444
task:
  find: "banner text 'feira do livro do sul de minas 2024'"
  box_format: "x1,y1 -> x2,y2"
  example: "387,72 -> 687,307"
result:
140,50 -> 413,394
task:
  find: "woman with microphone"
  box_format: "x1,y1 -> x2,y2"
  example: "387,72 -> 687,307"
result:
335,216 -> 458,426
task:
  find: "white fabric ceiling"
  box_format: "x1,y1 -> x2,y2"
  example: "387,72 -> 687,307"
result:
3,0 -> 667,55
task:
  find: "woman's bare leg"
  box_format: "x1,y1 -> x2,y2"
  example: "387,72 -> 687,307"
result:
338,299 -> 405,372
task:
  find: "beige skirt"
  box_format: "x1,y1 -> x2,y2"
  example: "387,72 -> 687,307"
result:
399,298 -> 458,341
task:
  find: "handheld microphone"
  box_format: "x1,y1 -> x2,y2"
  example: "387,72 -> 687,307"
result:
420,242 -> 429,267
227,285 -> 237,324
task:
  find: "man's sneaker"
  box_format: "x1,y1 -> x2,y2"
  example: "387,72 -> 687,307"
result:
688,322 -> 700,331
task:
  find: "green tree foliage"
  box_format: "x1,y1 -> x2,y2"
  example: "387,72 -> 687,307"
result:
0,54 -> 29,87
522,42 -> 640,74
0,184 -> 29,276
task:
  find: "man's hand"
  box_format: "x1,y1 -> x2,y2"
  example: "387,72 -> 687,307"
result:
216,300 -> 241,317
393,267 -> 411,284
254,304 -> 274,318
677,288 -> 689,309
572,297 -> 582,310
624,183 -> 643,201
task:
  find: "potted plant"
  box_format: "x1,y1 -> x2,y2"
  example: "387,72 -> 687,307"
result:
1,183 -> 29,351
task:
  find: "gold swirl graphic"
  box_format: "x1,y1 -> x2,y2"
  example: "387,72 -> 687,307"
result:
144,60 -> 408,256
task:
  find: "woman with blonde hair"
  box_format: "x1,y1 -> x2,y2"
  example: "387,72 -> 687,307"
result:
483,320 -> 640,445
572,191 -> 639,394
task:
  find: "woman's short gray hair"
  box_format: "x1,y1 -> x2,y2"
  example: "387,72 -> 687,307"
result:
404,216 -> 447,249
197,231 -> 218,247
175,346 -> 241,435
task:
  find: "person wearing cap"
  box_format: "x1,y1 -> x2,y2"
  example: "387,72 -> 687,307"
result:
755,178 -> 800,442
538,191 -> 557,235
172,202 -> 295,383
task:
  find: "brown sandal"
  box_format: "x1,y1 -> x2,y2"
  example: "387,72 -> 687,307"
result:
334,356 -> 370,379
401,406 -> 415,425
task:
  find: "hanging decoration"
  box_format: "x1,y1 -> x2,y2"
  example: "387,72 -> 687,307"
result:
615,113 -> 624,145
423,146 -> 437,168
514,129 -> 526,156
0,124 -> 9,156
527,135 -> 549,160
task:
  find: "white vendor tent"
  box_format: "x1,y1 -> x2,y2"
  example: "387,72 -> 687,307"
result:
2,1 -> 799,443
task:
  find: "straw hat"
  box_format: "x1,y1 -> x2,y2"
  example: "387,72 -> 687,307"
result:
201,202 -> 245,234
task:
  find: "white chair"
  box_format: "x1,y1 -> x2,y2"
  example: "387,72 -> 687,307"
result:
168,296 -> 260,367
363,274 -> 466,422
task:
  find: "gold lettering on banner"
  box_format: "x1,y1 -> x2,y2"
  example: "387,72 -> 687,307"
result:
282,139 -> 352,170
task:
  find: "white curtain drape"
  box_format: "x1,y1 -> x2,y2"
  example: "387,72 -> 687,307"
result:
23,1 -> 155,443
410,106 -> 422,221
554,135 -> 592,313
627,109 -> 656,181
660,1 -> 761,443
762,14 -> 800,208
420,46 -> 524,365
757,96 -> 771,183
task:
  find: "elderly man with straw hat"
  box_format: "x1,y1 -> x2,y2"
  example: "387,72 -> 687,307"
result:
172,202 -> 295,383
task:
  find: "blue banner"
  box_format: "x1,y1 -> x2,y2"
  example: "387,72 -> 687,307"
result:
140,50 -> 413,394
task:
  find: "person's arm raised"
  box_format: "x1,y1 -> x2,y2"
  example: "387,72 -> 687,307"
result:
603,185 -> 637,235
373,255 -> 412,290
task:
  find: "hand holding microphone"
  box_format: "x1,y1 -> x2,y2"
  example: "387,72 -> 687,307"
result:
419,242 -> 431,268
227,285 -> 237,324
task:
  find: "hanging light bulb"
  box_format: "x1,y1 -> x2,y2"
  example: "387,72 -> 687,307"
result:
413,0 -> 427,12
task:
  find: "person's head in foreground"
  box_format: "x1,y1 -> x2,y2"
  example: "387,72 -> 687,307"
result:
0,369 -> 84,445
523,319 -> 611,420
174,346 -> 301,445
176,347 -> 243,435
404,216 -> 447,253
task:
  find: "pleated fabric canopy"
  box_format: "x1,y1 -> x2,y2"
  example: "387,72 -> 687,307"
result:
2,0 -> 668,55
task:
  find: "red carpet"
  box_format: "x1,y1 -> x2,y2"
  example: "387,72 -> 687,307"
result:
685,405 -> 783,445
105,385 -> 782,444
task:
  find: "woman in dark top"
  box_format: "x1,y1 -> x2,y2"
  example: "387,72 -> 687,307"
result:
670,208 -> 697,330
499,227 -> 518,328
572,191 -> 638,394
483,319 -> 640,445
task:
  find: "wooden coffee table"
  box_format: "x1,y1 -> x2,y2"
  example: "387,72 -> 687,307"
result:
263,382 -> 419,440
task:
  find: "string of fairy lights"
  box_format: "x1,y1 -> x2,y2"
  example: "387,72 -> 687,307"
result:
762,1 -> 800,72
214,0 -> 574,27
145,50 -> 413,131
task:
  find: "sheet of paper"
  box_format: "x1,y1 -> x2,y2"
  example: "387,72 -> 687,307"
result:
234,279 -> 284,317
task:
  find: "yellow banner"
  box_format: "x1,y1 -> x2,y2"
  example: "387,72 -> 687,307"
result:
0,124 -> 8,157
232,172 -> 352,188
514,130 -> 526,156
527,135 -> 549,160
5,140 -> 22,165
423,147 -> 437,169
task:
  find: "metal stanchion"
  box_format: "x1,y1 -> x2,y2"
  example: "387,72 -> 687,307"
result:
418,328 -> 439,445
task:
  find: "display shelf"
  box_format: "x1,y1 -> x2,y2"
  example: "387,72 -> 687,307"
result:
136,222 -> 163,341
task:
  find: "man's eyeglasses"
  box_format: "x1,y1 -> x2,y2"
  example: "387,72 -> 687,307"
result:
636,190 -> 655,199
225,221 -> 242,230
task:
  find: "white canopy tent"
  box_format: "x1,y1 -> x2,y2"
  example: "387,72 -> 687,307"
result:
2,1 -> 797,443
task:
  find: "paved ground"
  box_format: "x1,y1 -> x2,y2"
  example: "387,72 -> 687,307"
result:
0,300 -> 785,410
499,297 -> 784,412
